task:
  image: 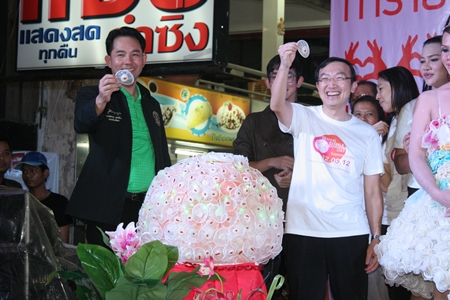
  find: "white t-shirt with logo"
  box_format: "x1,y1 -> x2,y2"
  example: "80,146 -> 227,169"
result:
280,104 -> 384,238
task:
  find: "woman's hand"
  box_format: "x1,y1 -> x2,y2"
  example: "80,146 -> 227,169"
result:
372,121 -> 389,137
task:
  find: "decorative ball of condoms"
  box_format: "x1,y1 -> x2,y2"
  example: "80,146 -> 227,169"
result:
137,152 -> 284,265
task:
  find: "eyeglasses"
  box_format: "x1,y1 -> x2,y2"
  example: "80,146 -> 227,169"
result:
317,75 -> 351,85
269,72 -> 297,83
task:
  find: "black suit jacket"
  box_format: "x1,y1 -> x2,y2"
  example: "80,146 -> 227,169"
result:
67,82 -> 171,225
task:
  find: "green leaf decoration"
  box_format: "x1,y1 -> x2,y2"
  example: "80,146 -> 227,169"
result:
47,270 -> 103,300
98,226 -> 112,250
106,276 -> 167,300
77,243 -> 122,296
46,270 -> 88,285
166,268 -> 209,300
123,241 -> 168,282
122,277 -> 162,289
164,245 -> 178,276
76,284 -> 104,300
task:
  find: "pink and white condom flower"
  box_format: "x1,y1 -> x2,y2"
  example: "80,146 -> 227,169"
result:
137,152 -> 284,265
106,222 -> 142,264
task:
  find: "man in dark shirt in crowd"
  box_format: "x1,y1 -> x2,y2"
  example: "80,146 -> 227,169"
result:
0,137 -> 22,188
15,151 -> 73,243
233,54 -> 304,292
66,26 -> 171,246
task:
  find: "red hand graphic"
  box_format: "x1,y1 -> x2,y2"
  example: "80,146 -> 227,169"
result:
397,35 -> 421,77
361,40 -> 387,81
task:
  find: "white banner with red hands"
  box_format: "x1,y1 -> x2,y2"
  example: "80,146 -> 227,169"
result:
330,1 -> 450,89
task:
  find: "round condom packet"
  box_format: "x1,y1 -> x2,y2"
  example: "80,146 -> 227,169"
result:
297,40 -> 310,58
115,70 -> 134,85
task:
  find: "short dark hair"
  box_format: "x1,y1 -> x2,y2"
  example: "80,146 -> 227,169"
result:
0,136 -> 12,151
105,26 -> 146,55
351,95 -> 386,123
357,80 -> 377,96
377,66 -> 419,116
266,54 -> 303,81
424,35 -> 442,47
315,57 -> 357,83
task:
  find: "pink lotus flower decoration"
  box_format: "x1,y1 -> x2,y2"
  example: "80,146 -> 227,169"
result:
197,256 -> 215,280
106,222 -> 141,264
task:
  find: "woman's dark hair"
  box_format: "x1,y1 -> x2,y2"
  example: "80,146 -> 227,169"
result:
444,15 -> 450,35
377,66 -> 419,116
352,95 -> 389,143
315,57 -> 357,83
422,35 -> 443,92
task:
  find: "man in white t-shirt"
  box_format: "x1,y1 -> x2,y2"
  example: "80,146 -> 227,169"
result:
270,42 -> 384,300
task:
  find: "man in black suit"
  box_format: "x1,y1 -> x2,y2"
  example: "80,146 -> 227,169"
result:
66,27 -> 171,246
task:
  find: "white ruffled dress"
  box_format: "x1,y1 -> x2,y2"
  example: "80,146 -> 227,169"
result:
375,115 -> 450,299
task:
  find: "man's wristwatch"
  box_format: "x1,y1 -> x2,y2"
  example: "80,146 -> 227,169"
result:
372,234 -> 381,241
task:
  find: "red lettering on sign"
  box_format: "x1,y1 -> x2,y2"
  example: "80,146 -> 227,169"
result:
137,26 -> 154,53
156,24 -> 183,53
344,0 -> 443,21
423,0 -> 445,10
151,0 -> 206,12
184,22 -> 209,51
21,0 -> 41,23
49,0 -> 69,21
161,15 -> 184,21
383,0 -> 402,16
82,0 -> 138,19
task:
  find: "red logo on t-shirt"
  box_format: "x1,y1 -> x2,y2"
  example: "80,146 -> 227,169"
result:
313,135 -> 346,162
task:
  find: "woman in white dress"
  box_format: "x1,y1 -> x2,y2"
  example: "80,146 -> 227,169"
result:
375,19 -> 450,300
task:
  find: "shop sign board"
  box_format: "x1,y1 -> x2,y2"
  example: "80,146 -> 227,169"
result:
17,0 -> 225,70
139,77 -> 250,147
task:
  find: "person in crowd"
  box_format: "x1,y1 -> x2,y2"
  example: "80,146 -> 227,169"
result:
0,137 -> 22,188
376,18 -> 450,300
233,54 -> 302,292
15,152 -> 73,243
352,96 -> 390,191
352,95 -> 391,300
270,42 -> 383,300
352,95 -> 390,140
350,80 -> 378,108
394,36 -> 450,198
376,66 -> 420,300
66,26 -> 171,246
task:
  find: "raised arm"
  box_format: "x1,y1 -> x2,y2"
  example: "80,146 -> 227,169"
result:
95,74 -> 120,116
74,74 -> 120,134
269,42 -> 298,128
